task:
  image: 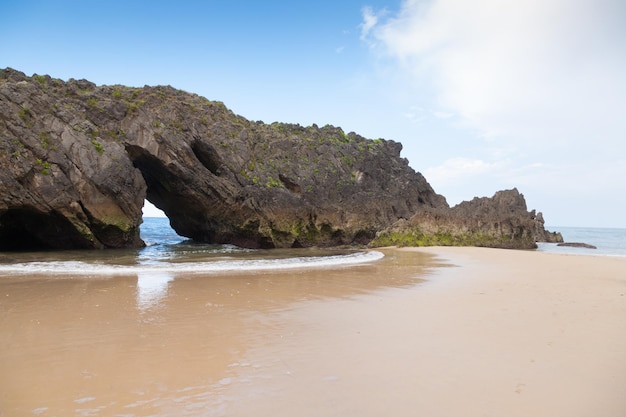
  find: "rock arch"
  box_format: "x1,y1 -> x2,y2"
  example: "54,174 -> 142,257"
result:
0,68 -> 453,251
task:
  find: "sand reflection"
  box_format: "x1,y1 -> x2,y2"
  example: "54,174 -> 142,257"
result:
136,271 -> 174,311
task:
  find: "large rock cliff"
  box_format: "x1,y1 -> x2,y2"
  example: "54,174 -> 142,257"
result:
0,69 -> 561,250
0,68 -> 449,250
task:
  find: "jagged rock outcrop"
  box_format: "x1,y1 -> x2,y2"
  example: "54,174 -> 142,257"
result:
0,68 -> 447,250
371,189 -> 563,249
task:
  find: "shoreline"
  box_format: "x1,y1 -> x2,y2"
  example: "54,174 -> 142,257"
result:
1,246 -> 625,416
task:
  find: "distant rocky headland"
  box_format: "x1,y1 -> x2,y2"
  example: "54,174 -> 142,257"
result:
0,68 -> 562,251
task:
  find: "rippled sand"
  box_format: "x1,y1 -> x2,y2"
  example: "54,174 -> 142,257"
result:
1,247 -> 625,416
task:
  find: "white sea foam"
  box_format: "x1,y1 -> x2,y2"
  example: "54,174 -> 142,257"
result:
0,251 -> 385,276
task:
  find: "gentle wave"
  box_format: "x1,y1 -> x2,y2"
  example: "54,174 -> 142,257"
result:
0,251 -> 385,276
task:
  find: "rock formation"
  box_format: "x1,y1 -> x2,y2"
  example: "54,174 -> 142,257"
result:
371,189 -> 563,249
0,69 -> 561,251
0,68 -> 447,250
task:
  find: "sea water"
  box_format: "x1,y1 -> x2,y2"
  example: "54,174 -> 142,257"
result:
1,220 -> 623,277
0,217 -> 383,276
538,226 -> 626,257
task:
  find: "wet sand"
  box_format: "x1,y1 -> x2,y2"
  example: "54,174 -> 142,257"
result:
1,247 -> 625,416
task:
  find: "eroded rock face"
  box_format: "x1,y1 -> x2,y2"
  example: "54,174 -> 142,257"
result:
371,189 -> 563,249
0,72 -> 145,250
0,68 -> 447,249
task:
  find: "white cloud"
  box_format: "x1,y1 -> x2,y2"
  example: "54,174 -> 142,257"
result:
363,0 -> 626,149
402,105 -> 427,123
432,110 -> 453,119
423,157 -> 505,186
361,0 -> 626,226
359,6 -> 380,40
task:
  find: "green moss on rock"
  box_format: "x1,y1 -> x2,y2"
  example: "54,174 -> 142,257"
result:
370,228 -> 537,249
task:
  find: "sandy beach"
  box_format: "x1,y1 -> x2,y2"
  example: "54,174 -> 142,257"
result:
1,247 -> 625,416
216,247 -> 626,417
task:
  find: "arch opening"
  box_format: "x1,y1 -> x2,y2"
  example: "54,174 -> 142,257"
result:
142,201 -> 167,218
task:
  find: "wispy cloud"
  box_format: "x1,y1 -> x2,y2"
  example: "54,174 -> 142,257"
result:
360,0 -> 626,225
360,6 -> 382,40
423,157 -> 506,186
402,105 -> 426,123
362,0 -> 626,150
432,110 -> 453,120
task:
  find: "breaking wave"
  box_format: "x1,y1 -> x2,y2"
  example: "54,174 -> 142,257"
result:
0,218 -> 385,276
0,250 -> 384,276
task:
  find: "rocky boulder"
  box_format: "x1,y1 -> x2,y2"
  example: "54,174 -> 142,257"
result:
557,242 -> 597,249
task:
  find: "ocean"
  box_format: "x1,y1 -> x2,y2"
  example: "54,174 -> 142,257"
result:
538,226 -> 626,257
0,217 -> 383,276
138,220 -> 626,258
0,220 -> 623,277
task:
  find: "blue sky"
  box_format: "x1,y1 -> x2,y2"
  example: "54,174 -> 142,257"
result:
2,0 -> 625,227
